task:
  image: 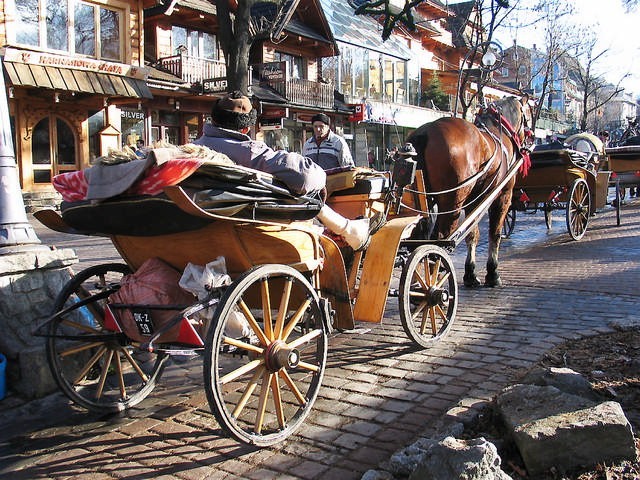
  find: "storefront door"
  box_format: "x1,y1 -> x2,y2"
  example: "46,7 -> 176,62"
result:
31,115 -> 77,185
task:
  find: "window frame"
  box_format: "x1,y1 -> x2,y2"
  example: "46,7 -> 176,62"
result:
7,0 -> 128,63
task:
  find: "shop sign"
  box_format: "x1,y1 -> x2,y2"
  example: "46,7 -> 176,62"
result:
348,103 -> 365,122
4,47 -> 146,79
294,112 -> 316,123
121,110 -> 145,120
203,77 -> 228,94
261,107 -> 288,118
260,118 -> 283,130
258,62 -> 287,83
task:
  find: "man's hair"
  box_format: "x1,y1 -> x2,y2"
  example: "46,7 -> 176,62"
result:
211,91 -> 257,131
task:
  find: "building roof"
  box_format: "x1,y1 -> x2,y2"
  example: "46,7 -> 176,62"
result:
319,0 -> 413,60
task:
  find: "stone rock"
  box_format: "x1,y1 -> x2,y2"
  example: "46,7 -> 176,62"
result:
387,437 -> 437,476
497,384 -> 637,476
408,436 -> 511,480
520,366 -> 601,401
361,470 -> 394,480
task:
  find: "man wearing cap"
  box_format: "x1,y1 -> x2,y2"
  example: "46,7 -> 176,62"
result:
194,91 -> 379,250
302,113 -> 354,171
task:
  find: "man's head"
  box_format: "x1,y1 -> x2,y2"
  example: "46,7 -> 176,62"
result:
211,91 -> 257,132
311,113 -> 331,140
136,139 -> 144,148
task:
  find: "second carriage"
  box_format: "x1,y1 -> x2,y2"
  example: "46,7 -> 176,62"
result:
504,133 -> 610,240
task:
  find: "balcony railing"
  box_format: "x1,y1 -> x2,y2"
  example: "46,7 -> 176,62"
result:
156,53 -> 226,85
269,78 -> 334,109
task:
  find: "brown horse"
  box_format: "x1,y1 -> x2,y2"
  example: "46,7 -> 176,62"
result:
407,96 -> 532,287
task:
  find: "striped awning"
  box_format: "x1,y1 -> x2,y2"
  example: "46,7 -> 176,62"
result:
4,61 -> 152,99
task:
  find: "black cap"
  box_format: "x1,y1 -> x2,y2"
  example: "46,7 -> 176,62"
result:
311,113 -> 330,125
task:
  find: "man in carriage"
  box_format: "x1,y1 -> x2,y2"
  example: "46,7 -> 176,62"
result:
194,91 -> 383,250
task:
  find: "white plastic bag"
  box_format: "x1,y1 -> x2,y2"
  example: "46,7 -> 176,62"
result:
179,257 -> 231,300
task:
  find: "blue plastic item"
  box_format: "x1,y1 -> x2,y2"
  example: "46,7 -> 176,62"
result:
0,353 -> 6,400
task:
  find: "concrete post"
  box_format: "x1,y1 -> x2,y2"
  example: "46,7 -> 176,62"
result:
0,58 -> 47,254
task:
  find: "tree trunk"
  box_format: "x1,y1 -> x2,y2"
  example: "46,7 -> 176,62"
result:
215,0 -> 258,94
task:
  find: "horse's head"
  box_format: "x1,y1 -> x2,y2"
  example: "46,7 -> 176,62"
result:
494,95 -> 533,147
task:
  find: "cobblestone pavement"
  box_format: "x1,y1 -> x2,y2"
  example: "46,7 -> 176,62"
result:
1,197 -> 638,479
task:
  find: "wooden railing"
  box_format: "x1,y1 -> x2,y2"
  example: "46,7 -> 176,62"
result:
270,78 -> 334,109
156,53 -> 226,85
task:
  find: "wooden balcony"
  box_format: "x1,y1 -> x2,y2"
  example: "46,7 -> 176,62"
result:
270,78 -> 334,109
156,53 -> 226,85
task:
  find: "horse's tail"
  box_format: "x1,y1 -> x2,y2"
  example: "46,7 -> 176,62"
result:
406,126 -> 437,240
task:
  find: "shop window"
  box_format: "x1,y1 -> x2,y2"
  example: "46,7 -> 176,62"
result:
172,26 -> 220,60
275,52 -> 305,79
88,110 -> 104,162
10,0 -> 124,62
121,108 -> 145,148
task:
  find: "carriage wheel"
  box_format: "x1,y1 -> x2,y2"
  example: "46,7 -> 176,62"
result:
47,263 -> 168,412
566,178 -> 591,240
544,203 -> 553,230
399,245 -> 458,348
501,207 -> 516,238
204,264 -> 328,446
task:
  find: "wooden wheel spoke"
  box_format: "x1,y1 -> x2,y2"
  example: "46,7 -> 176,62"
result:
114,351 -> 126,398
287,328 -> 322,350
435,271 -> 451,289
429,307 -> 437,335
238,300 -> 269,347
413,269 -> 429,292
220,358 -> 264,385
411,301 -> 427,321
60,318 -> 101,334
71,345 -> 107,385
232,366 -> 265,418
270,373 -> 286,429
95,349 -> 114,399
430,257 -> 442,285
296,360 -> 320,373
274,279 -> 292,340
254,371 -> 272,434
419,305 -> 430,335
278,369 -> 306,405
120,347 -> 149,382
260,279 -> 273,341
61,341 -> 104,358
222,336 -> 264,354
435,304 -> 448,324
281,299 -> 312,342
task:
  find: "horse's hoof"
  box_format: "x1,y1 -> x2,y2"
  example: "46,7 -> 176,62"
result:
484,276 -> 503,288
463,276 -> 481,288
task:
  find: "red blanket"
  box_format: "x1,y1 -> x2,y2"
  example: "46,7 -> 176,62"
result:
53,158 -> 204,202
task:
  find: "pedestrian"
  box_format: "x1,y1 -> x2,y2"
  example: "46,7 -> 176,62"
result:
302,113 -> 354,171
368,151 -> 375,169
194,91 -> 383,250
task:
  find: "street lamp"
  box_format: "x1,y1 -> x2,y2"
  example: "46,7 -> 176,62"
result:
453,41 -> 504,118
0,58 -> 45,254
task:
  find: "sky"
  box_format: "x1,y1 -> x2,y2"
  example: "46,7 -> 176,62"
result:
448,0 -> 640,97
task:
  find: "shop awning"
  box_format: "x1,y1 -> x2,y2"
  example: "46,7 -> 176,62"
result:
3,61 -> 152,99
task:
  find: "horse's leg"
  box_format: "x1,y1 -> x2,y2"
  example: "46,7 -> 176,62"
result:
485,191 -> 512,287
464,223 -> 481,288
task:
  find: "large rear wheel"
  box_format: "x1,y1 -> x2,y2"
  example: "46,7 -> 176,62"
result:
399,246 -> 458,348
566,178 -> 591,240
47,263 -> 168,412
204,264 -> 328,446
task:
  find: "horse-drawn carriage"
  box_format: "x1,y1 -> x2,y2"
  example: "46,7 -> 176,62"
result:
506,133 -> 610,240
605,121 -> 640,225
33,96 -> 529,446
